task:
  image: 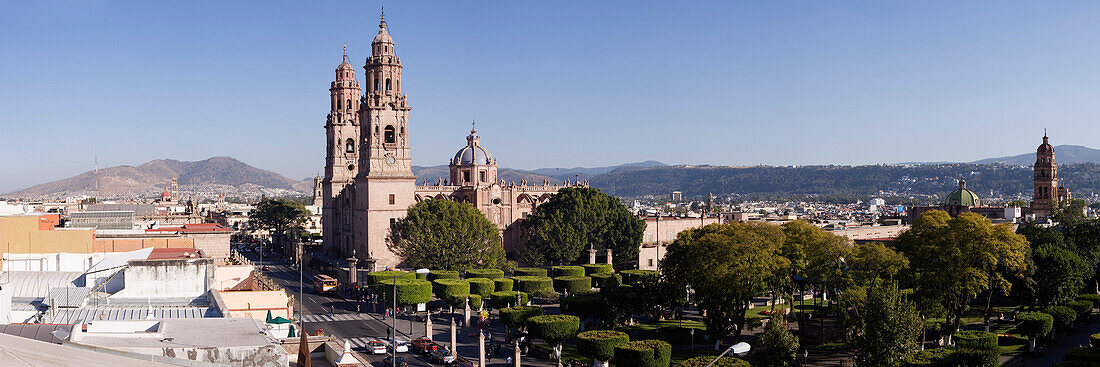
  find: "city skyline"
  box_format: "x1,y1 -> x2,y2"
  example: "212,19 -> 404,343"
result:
5,1 -> 1100,194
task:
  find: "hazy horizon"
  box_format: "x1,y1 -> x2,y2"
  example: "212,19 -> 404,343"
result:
4,1 -> 1100,193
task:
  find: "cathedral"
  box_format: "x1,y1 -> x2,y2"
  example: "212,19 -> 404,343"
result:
321,16 -> 581,270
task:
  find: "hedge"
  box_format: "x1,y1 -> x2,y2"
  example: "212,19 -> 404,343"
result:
378,278 -> 432,306
907,347 -> 955,366
553,276 -> 593,294
620,269 -> 658,286
590,272 -> 616,288
415,272 -> 428,280
954,330 -> 998,367
1014,312 -> 1054,339
513,276 -> 554,294
500,306 -> 544,329
1064,346 -> 1100,362
614,340 -> 672,367
526,314 -> 580,344
1045,306 -> 1077,332
465,268 -> 505,279
1077,293 -> 1100,307
677,356 -> 751,367
432,279 -> 470,301
366,270 -> 416,286
494,278 -> 514,292
582,263 -> 614,275
560,294 -> 602,317
1091,333 -> 1100,347
552,265 -> 585,277
468,278 -> 496,297
576,330 -> 629,362
1068,300 -> 1093,321
489,291 -> 530,309
468,294 -> 483,310
514,267 -> 548,277
427,270 -> 460,282
444,293 -> 469,309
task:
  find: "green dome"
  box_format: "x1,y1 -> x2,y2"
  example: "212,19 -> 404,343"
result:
945,180 -> 980,206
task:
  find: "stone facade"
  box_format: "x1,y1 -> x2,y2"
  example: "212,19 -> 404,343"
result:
322,16 -> 582,270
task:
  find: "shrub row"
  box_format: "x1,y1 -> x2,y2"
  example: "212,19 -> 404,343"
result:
513,276 -> 553,294
582,263 -> 613,275
488,291 -> 530,309
465,268 -> 505,279
468,278 -> 495,297
427,270 -> 459,281
552,276 -> 592,294
552,265 -> 585,277
514,267 -> 548,277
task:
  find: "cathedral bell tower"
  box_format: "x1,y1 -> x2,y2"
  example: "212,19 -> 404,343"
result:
1030,132 -> 1070,217
322,46 -> 362,257
352,14 -> 416,269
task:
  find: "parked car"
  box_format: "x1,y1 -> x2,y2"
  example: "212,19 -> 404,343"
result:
412,337 -> 438,354
367,340 -> 387,355
429,348 -> 456,364
383,356 -> 408,367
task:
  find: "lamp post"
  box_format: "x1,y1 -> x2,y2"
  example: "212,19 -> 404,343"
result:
392,268 -> 429,367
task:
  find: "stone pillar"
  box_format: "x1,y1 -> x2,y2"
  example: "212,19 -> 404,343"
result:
451,317 -> 458,356
478,330 -> 486,367
346,257 -> 358,286
514,340 -> 522,367
606,249 -> 613,265
426,311 -> 433,339
464,302 -> 470,327
589,248 -> 596,264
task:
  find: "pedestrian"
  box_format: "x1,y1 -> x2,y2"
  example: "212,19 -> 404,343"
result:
507,356 -> 513,365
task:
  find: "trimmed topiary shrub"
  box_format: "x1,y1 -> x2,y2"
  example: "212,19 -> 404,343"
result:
954,330 -> 998,367
432,279 -> 470,301
1091,332 -> 1100,347
907,347 -> 955,366
378,278 -> 432,306
514,267 -> 548,277
560,293 -> 602,317
552,265 -> 585,277
1045,306 -> 1078,333
620,269 -> 658,286
494,278 -> 513,292
1068,300 -> 1094,321
582,263 -> 613,275
500,306 -> 544,330
488,291 -> 530,309
677,356 -> 751,367
467,294 -> 483,310
553,276 -> 593,294
427,270 -> 460,282
467,278 -> 495,297
590,272 -> 615,288
1015,311 -> 1054,351
1064,346 -> 1100,362
614,341 -> 656,367
465,268 -> 505,279
576,330 -> 629,363
415,272 -> 428,280
366,270 -> 416,286
513,276 -> 554,294
527,315 -> 580,360
1077,293 -> 1100,308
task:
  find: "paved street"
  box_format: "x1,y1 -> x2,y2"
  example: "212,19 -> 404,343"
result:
246,251 -> 550,366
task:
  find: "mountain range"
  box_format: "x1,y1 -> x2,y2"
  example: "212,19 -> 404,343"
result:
970,145 -> 1100,165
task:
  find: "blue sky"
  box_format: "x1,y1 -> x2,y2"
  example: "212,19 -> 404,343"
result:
3,1 -> 1100,193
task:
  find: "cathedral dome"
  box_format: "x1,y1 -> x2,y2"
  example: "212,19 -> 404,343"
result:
944,180 -> 980,207
452,129 -> 494,165
373,18 -> 393,44
1037,134 -> 1054,154
337,55 -> 354,71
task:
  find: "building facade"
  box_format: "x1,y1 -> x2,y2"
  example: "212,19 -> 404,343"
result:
322,16 -> 579,270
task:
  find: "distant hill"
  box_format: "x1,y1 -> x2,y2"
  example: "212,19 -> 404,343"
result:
971,145 -> 1100,165
524,161 -> 667,181
412,166 -> 558,185
5,157 -> 310,200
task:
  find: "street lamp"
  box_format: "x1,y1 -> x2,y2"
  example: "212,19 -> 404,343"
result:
392,268 -> 429,367
703,342 -> 751,367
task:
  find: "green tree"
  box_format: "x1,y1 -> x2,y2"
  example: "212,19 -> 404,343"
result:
387,199 -> 507,271
520,187 -> 644,265
662,222 -> 789,345
849,243 -> 908,288
855,282 -> 922,367
527,314 -> 580,360
1031,244 -> 1089,306
1014,311 -> 1053,352
576,330 -> 629,366
1053,198 -> 1088,226
895,210 -> 1029,343
250,197 -> 310,246
754,318 -> 799,367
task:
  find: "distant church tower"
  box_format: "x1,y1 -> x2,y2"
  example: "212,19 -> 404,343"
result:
351,14 -> 415,269
1030,132 -> 1071,217
322,45 -> 362,257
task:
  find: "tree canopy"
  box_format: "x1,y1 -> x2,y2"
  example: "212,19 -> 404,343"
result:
520,187 -> 644,265
250,197 -> 310,238
387,199 -> 507,271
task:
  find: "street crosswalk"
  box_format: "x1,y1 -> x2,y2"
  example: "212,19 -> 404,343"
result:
299,313 -> 374,323
346,336 -> 379,349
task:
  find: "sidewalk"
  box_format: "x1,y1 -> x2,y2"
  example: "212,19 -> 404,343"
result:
1016,318 -> 1100,366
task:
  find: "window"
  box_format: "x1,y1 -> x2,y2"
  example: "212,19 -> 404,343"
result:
479,171 -> 486,182
337,99 -> 342,110
386,78 -> 392,91
389,194 -> 395,205
374,78 -> 379,91
463,171 -> 470,183
384,125 -> 395,144
346,99 -> 352,110
390,218 -> 396,226
345,139 -> 355,153
649,259 -> 654,267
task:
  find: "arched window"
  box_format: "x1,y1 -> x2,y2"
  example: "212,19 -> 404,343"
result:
337,99 -> 342,110
346,99 -> 352,110
384,125 -> 395,143
386,78 -> 392,91
375,126 -> 379,134
374,77 -> 379,91
345,139 -> 355,153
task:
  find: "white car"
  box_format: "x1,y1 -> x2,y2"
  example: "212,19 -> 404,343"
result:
389,340 -> 410,353
367,340 -> 387,355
